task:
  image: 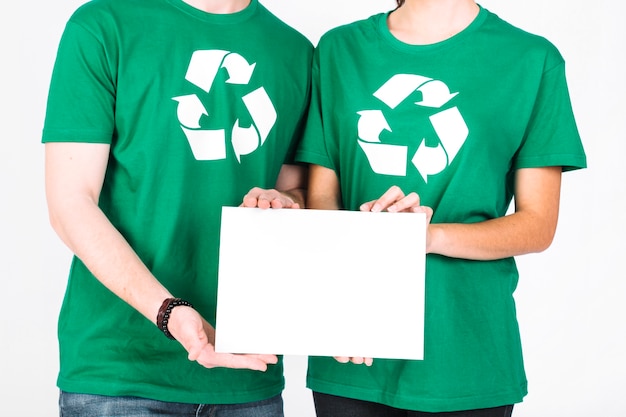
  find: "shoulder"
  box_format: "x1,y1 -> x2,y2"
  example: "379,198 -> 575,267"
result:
482,9 -> 564,68
69,0 -> 130,20
67,0 -> 161,32
62,0 -> 132,36
256,3 -> 314,50
485,11 -> 560,55
317,13 -> 383,51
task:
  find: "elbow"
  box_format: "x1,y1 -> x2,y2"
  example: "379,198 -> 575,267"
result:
48,209 -> 62,235
534,238 -> 554,254
46,193 -> 81,243
532,224 -> 558,254
47,203 -> 67,239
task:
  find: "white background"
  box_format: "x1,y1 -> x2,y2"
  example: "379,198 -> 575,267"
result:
7,1 -> 625,416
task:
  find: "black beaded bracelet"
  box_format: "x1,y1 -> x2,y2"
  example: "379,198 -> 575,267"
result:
156,297 -> 193,340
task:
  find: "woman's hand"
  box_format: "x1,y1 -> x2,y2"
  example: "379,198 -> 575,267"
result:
359,186 -> 433,220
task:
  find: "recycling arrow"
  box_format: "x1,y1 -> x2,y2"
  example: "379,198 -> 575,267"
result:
373,74 -> 458,109
356,109 -> 406,176
357,110 -> 391,143
184,50 -> 229,93
180,127 -> 226,161
222,52 -> 256,85
173,94 -> 208,129
357,73 -> 468,180
411,142 -> 447,183
428,106 -> 468,163
172,49 -> 276,162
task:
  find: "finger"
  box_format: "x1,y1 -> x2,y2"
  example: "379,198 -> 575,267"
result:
253,354 -> 279,365
270,198 -> 285,209
359,200 -> 376,212
241,187 -> 262,208
186,336 -> 210,362
196,351 -> 273,372
242,188 -> 281,209
387,192 -> 421,213
270,197 -> 300,209
412,205 -> 434,223
215,353 -> 270,372
187,344 -> 202,362
185,323 -> 211,362
334,356 -> 350,363
242,195 -> 260,208
257,198 -> 272,209
366,186 -> 405,212
222,353 -> 279,370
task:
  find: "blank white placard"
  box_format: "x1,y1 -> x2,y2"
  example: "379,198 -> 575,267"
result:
215,207 -> 425,360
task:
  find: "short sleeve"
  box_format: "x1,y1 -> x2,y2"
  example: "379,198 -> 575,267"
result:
42,20 -> 116,144
513,61 -> 587,172
295,47 -> 336,171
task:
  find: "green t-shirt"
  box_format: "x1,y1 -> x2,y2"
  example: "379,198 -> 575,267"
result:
296,7 -> 586,412
42,0 -> 313,405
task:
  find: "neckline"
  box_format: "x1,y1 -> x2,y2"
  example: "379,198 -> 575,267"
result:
165,0 -> 258,24
378,5 -> 488,53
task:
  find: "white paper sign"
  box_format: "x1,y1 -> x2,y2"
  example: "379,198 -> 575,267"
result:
215,207 -> 425,360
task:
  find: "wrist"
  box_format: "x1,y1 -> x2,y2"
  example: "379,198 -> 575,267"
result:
426,223 -> 442,255
156,297 -> 193,340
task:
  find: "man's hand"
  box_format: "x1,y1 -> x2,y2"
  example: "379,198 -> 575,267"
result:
168,305 -> 278,372
242,187 -> 301,209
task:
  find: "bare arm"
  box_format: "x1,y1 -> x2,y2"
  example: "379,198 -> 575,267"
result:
45,143 -> 169,318
360,166 -> 562,260
242,163 -> 308,209
427,167 -> 562,259
305,164 -> 342,210
45,142 -> 277,371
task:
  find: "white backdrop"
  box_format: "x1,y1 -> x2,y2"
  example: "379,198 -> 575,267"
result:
7,1 -> 625,416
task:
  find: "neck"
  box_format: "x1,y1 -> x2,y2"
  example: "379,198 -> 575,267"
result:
181,0 -> 251,14
389,0 -> 479,45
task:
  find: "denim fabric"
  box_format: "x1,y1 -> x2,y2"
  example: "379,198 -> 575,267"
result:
59,391 -> 283,417
313,392 -> 513,417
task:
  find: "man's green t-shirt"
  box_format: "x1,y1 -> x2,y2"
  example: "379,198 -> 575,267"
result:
296,7 -> 586,412
42,0 -> 312,405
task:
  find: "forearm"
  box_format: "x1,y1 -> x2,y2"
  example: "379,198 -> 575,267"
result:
48,196 -> 171,324
428,167 -> 562,260
428,211 -> 557,260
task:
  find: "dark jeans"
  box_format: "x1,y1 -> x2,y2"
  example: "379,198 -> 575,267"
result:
59,391 -> 284,417
313,392 -> 513,417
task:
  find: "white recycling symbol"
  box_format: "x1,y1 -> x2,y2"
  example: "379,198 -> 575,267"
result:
357,74 -> 469,182
173,50 -> 277,162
